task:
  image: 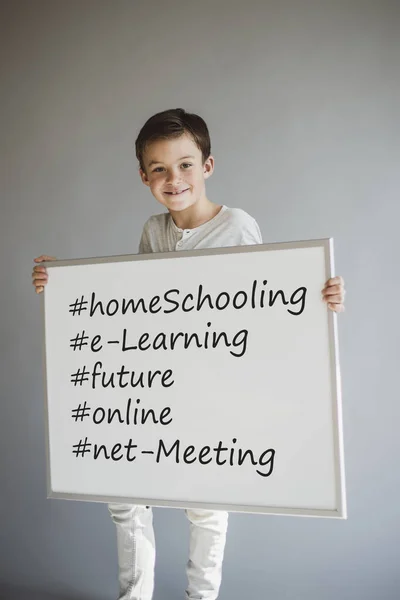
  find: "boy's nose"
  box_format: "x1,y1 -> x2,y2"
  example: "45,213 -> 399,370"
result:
166,171 -> 181,184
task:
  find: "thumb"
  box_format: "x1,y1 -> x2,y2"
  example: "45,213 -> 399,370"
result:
34,255 -> 57,263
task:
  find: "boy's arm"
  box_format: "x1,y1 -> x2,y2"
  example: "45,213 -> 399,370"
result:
238,216 -> 263,246
237,215 -> 345,312
138,222 -> 152,254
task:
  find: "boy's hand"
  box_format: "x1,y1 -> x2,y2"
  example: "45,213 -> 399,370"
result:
32,255 -> 56,294
322,276 -> 345,313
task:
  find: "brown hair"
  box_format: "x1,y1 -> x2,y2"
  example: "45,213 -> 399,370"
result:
135,108 -> 211,174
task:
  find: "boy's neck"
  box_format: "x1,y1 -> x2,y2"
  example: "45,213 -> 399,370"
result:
169,198 -> 222,230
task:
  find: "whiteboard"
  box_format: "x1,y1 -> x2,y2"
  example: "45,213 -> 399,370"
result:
42,239 -> 346,518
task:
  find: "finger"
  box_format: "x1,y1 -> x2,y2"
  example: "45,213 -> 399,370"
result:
32,279 -> 45,291
32,279 -> 47,287
32,268 -> 48,277
34,255 -> 56,263
323,294 -> 342,304
328,302 -> 345,313
322,285 -> 343,296
35,285 -> 44,294
325,276 -> 344,288
32,271 -> 48,281
32,274 -> 48,283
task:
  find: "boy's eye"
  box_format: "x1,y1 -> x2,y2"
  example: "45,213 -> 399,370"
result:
152,163 -> 192,173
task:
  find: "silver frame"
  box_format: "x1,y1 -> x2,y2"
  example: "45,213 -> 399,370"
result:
42,238 -> 346,518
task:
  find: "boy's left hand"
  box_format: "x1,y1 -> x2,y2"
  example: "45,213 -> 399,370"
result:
322,276 -> 345,313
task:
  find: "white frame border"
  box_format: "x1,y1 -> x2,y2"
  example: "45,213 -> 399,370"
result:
41,238 -> 347,519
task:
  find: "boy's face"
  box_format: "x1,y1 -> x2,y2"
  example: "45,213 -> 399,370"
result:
139,133 -> 214,213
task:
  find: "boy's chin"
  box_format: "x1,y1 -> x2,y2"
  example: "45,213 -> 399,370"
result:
161,195 -> 196,212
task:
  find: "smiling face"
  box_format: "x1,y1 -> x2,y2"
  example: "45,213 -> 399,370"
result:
139,133 -> 214,213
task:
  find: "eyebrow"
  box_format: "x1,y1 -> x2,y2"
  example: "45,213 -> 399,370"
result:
148,155 -> 195,167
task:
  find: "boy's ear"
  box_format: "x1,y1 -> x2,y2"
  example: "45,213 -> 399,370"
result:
139,168 -> 150,186
203,155 -> 215,180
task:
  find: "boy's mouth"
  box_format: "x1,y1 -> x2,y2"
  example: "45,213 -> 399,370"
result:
164,189 -> 189,196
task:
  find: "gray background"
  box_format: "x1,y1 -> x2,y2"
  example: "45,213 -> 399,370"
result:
1,0 -> 399,599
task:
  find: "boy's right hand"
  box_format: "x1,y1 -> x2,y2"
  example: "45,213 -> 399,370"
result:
32,255 -> 56,294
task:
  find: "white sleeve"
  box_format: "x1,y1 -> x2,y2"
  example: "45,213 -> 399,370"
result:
138,222 -> 152,254
239,217 -> 263,245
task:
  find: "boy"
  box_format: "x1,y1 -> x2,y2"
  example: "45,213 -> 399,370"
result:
32,108 -> 345,600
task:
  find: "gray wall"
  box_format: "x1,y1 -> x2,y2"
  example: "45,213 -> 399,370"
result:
1,1 -> 399,598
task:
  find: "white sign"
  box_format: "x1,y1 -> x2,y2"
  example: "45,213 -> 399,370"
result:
42,239 -> 346,518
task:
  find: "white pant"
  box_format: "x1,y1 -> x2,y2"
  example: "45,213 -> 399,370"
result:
108,503 -> 229,600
